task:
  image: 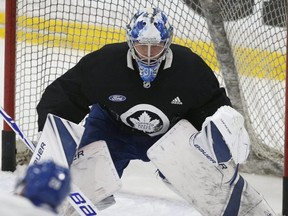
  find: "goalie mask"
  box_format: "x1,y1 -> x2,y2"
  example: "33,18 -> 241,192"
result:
127,8 -> 173,88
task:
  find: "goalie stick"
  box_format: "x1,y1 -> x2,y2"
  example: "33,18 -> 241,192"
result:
0,107 -> 100,216
0,107 -> 35,152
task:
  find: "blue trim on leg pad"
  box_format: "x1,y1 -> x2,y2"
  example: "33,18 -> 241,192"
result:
223,176 -> 245,216
53,116 -> 78,166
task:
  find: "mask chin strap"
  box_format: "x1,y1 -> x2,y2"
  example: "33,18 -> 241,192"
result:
137,60 -> 161,88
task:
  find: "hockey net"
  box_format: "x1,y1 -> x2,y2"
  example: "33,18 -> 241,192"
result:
6,0 -> 286,174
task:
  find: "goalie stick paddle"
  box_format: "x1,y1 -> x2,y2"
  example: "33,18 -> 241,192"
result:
0,107 -> 100,216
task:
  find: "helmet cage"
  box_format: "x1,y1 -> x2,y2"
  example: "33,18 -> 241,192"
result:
130,40 -> 170,67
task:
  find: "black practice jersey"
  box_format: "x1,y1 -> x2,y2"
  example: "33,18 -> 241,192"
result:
37,42 -> 231,136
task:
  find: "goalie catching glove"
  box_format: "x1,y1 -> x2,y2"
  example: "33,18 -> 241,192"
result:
190,105 -> 250,164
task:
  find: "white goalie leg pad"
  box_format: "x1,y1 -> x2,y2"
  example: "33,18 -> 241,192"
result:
30,114 -> 103,216
147,120 -> 276,216
71,141 -> 122,207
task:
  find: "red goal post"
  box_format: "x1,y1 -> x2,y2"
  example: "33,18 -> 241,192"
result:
2,0 -> 288,214
2,0 -> 16,171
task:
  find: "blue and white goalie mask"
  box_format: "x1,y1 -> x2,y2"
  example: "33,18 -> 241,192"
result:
127,8 -> 173,87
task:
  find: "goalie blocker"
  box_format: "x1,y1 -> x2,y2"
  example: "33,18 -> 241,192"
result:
147,106 -> 276,216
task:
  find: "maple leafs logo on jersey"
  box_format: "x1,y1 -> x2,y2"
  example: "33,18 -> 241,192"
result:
120,104 -> 170,136
130,112 -> 162,133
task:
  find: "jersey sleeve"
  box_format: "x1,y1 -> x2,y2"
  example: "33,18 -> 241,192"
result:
36,58 -> 91,131
180,49 -> 232,131
184,87 -> 232,131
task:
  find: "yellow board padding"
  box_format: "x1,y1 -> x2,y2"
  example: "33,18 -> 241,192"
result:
0,12 -> 286,81
0,12 -> 4,38
0,12 -> 4,24
234,46 -> 286,81
0,28 -> 4,38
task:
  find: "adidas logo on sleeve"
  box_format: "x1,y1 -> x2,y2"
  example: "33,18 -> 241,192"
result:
171,97 -> 183,105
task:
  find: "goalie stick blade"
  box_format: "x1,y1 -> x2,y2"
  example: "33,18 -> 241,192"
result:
69,184 -> 100,216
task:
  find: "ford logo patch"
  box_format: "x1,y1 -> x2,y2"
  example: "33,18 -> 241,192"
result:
109,95 -> 126,102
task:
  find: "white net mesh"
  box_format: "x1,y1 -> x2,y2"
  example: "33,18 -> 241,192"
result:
214,0 -> 286,165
